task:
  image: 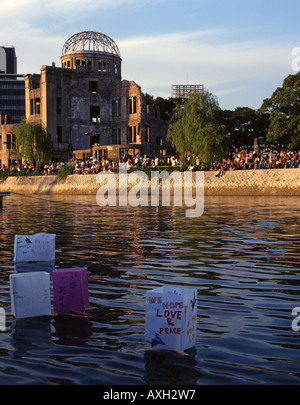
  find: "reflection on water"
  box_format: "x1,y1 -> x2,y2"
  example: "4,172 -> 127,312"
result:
0,194 -> 300,384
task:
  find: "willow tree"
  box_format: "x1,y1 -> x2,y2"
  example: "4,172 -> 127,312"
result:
167,90 -> 226,169
15,119 -> 53,172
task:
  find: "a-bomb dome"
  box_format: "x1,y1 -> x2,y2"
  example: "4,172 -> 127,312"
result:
62,31 -> 121,57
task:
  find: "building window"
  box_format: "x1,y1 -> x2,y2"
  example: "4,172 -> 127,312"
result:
127,126 -> 137,143
145,125 -> 150,143
57,126 -> 63,143
103,61 -> 110,73
156,136 -> 162,146
35,98 -> 40,115
6,134 -> 15,149
90,106 -> 100,123
30,99 -> 34,115
57,97 -> 62,115
89,81 -> 98,94
128,96 -> 137,114
90,133 -> 100,146
112,98 -> 121,117
112,128 -> 121,145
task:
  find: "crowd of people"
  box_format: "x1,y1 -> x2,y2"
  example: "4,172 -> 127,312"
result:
0,155 -> 173,175
210,149 -> 300,177
1,149 -> 300,176
69,155 -> 171,175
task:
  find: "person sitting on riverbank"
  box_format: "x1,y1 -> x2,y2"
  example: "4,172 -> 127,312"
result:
228,160 -> 236,171
215,162 -> 226,177
2,149 -> 299,178
186,163 -> 194,171
211,148 -> 300,172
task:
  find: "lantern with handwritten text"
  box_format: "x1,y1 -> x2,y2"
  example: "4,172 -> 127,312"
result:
53,268 -> 89,313
13,233 -> 56,263
10,272 -> 51,319
145,286 -> 197,352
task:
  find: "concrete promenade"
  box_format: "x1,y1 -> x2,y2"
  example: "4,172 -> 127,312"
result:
0,168 -> 300,196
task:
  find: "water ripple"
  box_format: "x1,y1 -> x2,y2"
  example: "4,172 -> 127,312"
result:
0,194 -> 300,384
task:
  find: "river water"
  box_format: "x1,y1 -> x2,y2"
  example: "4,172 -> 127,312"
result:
0,193 -> 300,385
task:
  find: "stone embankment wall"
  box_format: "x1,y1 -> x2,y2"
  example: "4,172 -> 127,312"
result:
0,168 -> 300,195
204,168 -> 300,195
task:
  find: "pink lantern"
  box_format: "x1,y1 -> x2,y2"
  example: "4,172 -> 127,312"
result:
53,268 -> 89,313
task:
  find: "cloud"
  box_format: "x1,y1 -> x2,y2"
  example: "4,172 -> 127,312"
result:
0,0 -> 163,20
120,29 -> 290,80
119,29 -> 293,108
0,0 -> 164,49
118,29 -> 221,48
0,0 -> 35,13
1,1 -> 294,110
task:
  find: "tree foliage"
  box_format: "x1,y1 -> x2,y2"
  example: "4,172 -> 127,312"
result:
144,93 -> 183,121
223,107 -> 269,149
15,119 -> 53,171
167,90 -> 227,168
259,71 -> 300,149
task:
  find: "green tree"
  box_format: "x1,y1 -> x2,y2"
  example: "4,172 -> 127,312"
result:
167,90 -> 226,168
259,71 -> 300,149
154,96 -> 184,121
143,93 -> 183,121
223,107 -> 269,149
15,119 -> 53,172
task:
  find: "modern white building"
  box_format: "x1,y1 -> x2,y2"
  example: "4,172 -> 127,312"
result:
171,84 -> 204,99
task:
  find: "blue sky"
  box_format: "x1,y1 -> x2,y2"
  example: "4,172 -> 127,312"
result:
1,0 -> 299,110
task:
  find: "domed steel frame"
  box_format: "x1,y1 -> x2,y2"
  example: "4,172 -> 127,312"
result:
62,31 -> 121,57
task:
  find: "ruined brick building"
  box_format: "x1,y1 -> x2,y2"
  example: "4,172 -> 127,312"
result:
24,31 -> 170,162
